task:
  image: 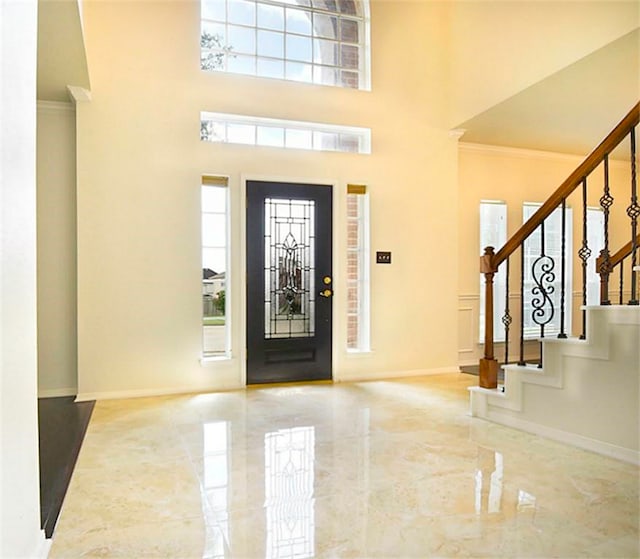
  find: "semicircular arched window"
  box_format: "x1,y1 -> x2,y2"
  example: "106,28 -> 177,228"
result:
201,0 -> 370,90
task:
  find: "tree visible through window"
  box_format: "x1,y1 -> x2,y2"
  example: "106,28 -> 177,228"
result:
202,176 -> 230,357
200,0 -> 370,90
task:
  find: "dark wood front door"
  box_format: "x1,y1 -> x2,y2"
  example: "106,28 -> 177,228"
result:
246,180 -> 332,384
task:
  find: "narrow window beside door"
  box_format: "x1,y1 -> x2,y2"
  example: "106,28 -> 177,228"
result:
346,184 -> 370,351
202,176 -> 230,357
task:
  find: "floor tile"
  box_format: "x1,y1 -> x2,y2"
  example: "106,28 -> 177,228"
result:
49,373 -> 640,558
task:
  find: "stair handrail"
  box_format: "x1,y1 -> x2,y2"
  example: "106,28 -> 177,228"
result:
596,233 -> 640,304
489,102 -> 639,272
480,102 -> 640,388
596,233 -> 640,271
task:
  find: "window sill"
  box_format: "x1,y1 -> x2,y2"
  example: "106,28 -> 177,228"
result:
345,349 -> 374,357
200,354 -> 233,365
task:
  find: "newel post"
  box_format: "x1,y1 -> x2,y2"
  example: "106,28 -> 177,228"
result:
479,247 -> 499,389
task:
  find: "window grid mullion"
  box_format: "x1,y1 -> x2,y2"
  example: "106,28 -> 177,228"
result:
202,0 -> 366,88
256,0 -> 361,19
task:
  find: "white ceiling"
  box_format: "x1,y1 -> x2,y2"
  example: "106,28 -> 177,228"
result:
456,29 -> 640,158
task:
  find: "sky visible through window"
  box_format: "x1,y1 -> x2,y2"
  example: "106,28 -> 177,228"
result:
201,112 -> 371,154
201,0 -> 369,89
202,184 -> 227,274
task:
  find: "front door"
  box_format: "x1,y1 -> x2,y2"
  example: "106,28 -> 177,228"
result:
246,180 -> 332,384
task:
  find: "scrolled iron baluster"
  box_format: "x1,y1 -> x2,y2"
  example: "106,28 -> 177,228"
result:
531,220 -> 555,368
578,178 -> 591,339
531,258 -> 556,329
619,260 -> 624,305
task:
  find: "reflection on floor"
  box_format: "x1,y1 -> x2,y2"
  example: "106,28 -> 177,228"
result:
38,396 -> 95,538
49,374 -> 639,558
460,364 -> 506,382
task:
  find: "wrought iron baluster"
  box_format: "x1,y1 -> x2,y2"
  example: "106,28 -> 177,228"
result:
599,154 -> 613,305
518,247 -> 525,366
531,219 -> 555,368
628,127 -> 639,305
502,257 -> 512,364
558,198 -> 567,338
619,260 -> 624,305
578,178 -> 591,339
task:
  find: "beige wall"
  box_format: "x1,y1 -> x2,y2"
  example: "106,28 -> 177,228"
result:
458,143 -> 633,365
75,0 -> 460,398
37,103 -> 78,397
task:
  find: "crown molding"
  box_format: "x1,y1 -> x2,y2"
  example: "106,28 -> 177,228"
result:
459,142 -> 630,167
67,85 -> 91,103
36,100 -> 74,113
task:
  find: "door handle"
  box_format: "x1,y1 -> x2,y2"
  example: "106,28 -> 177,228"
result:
319,289 -> 333,298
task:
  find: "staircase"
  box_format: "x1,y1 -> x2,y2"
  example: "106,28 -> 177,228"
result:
471,103 -> 640,464
469,305 -> 639,464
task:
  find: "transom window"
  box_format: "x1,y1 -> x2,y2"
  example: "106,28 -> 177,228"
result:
201,0 -> 371,90
201,111 -> 371,154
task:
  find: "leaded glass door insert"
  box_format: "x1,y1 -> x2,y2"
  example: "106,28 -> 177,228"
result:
264,426 -> 315,559
265,198 -> 315,339
247,181 -> 332,384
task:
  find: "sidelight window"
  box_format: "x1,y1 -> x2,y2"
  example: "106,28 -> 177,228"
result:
346,184 -> 370,351
202,176 -> 230,357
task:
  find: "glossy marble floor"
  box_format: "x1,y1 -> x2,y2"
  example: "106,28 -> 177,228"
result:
49,373 -> 639,558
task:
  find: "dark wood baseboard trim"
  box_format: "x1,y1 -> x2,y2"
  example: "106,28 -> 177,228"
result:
38,396 -> 95,538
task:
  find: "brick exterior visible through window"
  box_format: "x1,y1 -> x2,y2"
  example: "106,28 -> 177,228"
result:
201,0 -> 371,90
346,185 -> 369,350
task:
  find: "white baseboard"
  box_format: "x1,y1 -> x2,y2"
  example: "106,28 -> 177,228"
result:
34,531 -> 52,558
458,359 -> 479,367
335,366 -> 461,383
38,387 -> 77,398
477,408 -> 640,466
75,381 -> 244,402
77,367 -> 467,400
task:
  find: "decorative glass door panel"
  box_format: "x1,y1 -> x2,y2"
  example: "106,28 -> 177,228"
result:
247,182 -> 332,384
264,198 -> 316,339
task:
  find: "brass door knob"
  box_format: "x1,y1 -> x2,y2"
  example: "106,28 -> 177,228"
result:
319,289 -> 333,298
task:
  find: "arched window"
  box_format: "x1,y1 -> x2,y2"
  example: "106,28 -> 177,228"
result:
201,0 -> 370,90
